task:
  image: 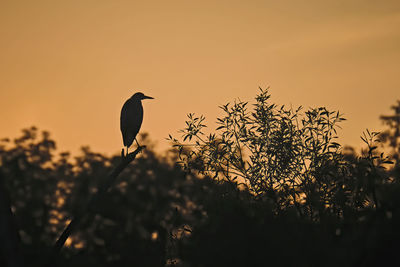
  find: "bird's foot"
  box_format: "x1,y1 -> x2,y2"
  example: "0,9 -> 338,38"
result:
137,145 -> 146,153
121,146 -> 146,158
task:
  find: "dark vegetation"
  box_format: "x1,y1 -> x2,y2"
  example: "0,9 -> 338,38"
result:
1,89 -> 400,266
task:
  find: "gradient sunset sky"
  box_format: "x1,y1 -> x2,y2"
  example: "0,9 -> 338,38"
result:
1,0 -> 399,155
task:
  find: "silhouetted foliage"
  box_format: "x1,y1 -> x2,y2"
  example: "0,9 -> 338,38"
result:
169,88 -> 400,266
1,89 -> 400,266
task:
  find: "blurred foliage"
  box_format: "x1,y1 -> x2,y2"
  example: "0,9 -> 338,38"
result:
0,129 -> 207,266
379,100 -> 400,177
1,89 -> 400,266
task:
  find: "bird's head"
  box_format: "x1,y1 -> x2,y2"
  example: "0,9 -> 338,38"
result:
132,92 -> 154,100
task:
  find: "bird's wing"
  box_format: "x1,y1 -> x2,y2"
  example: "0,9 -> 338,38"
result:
120,98 -> 143,147
120,99 -> 130,132
120,99 -> 133,147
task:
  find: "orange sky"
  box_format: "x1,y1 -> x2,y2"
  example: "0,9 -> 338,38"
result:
1,0 -> 399,156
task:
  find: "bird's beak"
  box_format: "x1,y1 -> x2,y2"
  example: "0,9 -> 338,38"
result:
143,95 -> 154,100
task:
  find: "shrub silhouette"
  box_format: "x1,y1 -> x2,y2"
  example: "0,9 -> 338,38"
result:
169,88 -> 400,266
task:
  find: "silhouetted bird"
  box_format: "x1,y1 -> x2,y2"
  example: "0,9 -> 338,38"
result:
120,92 -> 153,155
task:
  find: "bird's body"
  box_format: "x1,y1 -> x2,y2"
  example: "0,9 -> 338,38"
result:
121,96 -> 143,147
120,92 -> 153,155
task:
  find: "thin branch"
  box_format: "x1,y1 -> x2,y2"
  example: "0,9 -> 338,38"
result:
46,146 -> 145,267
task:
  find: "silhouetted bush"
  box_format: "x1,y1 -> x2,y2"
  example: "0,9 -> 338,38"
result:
169,88 -> 400,266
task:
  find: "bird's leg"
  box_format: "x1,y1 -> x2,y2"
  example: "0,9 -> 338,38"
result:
135,138 -> 141,148
126,146 -> 129,157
